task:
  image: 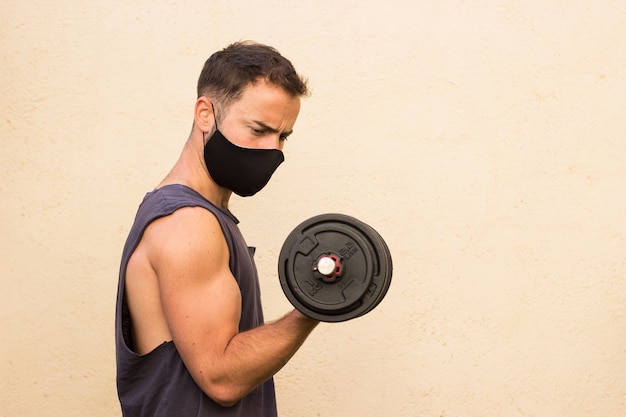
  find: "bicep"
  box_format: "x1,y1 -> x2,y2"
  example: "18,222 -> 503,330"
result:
148,208 -> 241,380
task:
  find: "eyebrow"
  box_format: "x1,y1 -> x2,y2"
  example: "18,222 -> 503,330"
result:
252,120 -> 293,137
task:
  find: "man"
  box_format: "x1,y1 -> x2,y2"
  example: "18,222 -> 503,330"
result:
115,41 -> 319,417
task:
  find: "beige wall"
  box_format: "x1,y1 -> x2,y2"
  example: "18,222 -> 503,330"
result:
2,1 -> 625,416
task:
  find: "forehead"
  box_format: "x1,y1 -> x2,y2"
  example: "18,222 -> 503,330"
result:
226,79 -> 301,127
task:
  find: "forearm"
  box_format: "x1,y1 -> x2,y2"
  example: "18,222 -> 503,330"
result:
200,309 -> 319,405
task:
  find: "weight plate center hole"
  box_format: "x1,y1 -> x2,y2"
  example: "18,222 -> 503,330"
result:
315,254 -> 344,282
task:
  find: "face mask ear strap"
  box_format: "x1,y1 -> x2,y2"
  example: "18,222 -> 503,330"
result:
210,101 -> 219,129
203,101 -> 218,146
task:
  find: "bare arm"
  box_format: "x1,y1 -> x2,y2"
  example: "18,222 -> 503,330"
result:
145,207 -> 318,406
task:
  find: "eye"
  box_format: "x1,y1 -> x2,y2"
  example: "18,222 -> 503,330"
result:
279,134 -> 289,142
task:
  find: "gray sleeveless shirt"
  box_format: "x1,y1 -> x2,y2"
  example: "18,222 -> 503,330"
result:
115,184 -> 277,417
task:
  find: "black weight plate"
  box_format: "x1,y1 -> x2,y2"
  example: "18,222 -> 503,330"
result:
284,221 -> 374,313
279,213 -> 392,322
357,225 -> 393,318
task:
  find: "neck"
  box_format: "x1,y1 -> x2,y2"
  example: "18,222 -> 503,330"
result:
158,133 -> 232,210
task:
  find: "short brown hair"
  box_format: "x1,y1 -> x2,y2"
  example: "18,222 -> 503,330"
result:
197,41 -> 309,111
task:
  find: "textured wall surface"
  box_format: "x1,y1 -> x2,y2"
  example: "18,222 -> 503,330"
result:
2,1 -> 625,416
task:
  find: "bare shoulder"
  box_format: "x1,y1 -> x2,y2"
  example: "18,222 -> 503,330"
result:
144,206 -> 230,279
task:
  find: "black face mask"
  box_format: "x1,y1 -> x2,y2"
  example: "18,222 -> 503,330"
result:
203,107 -> 285,197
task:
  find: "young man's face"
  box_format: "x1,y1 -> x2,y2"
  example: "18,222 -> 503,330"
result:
215,79 -> 301,151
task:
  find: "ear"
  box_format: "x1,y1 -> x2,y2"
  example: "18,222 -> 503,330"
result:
194,96 -> 215,133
